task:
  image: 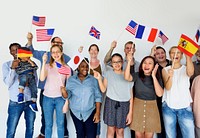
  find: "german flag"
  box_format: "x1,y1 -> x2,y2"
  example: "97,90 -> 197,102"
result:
178,34 -> 199,57
18,47 -> 33,58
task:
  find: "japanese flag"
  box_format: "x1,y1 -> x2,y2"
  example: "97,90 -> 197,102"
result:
67,52 -> 84,70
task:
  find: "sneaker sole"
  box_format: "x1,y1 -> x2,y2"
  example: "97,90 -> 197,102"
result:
29,105 -> 38,112
18,101 -> 25,104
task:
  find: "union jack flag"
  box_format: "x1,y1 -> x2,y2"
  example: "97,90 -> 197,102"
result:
89,26 -> 100,39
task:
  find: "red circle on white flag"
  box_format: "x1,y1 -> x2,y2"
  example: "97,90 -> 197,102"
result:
74,56 -> 80,64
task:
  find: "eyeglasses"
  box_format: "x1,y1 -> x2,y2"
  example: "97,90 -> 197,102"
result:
51,51 -> 62,54
52,41 -> 64,45
112,61 -> 122,64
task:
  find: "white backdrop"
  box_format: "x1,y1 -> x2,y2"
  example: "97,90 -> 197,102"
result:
0,0 -> 200,137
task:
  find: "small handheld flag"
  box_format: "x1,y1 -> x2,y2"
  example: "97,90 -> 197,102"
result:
67,52 -> 84,70
158,31 -> 169,45
55,62 -> 71,75
18,47 -> 33,58
32,16 -> 46,27
36,29 -> 55,41
89,26 -> 100,39
195,29 -> 200,43
125,20 -> 138,35
178,34 -> 199,57
135,25 -> 158,42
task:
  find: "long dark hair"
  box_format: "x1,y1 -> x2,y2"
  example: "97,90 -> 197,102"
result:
138,56 -> 160,81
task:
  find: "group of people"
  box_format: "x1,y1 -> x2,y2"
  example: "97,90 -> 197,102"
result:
2,32 -> 200,138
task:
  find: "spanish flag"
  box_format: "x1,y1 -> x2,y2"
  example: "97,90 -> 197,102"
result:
178,34 -> 199,57
18,47 -> 33,58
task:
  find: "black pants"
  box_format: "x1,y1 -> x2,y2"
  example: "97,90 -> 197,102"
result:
70,110 -> 97,138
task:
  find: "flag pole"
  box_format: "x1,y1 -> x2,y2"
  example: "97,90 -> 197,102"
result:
30,16 -> 33,33
171,48 -> 178,69
116,29 -> 125,41
16,48 -> 18,60
46,41 -> 51,53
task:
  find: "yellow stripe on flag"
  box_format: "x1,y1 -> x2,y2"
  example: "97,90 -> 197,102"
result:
178,34 -> 199,57
18,53 -> 33,58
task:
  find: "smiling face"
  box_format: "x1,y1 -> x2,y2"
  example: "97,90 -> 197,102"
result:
111,54 -> 123,71
124,43 -> 135,55
10,45 -> 19,59
89,45 -> 99,58
155,48 -> 166,63
51,46 -> 63,62
77,60 -> 89,77
142,57 -> 155,75
51,37 -> 63,47
169,47 -> 183,63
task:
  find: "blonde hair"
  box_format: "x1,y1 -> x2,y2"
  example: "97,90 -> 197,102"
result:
49,45 -> 65,67
169,46 -> 183,54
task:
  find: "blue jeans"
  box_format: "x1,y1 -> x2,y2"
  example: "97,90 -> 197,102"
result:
39,90 -> 69,137
43,95 -> 65,138
70,109 -> 97,138
6,100 -> 36,138
162,102 -> 195,138
18,74 -> 37,99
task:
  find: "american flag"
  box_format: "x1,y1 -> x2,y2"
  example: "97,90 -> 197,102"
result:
195,29 -> 200,42
89,26 -> 100,39
158,31 -> 169,45
32,16 -> 46,26
125,20 -> 138,35
36,29 -> 54,41
55,62 -> 71,75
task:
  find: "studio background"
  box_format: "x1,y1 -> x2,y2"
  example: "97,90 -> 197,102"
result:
0,0 -> 199,137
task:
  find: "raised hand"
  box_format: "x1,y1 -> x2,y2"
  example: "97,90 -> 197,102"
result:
150,45 -> 157,57
93,70 -> 101,80
111,41 -> 117,49
78,46 -> 84,53
42,53 -> 48,63
126,52 -> 133,63
27,32 -> 33,46
152,63 -> 159,78
168,68 -> 174,77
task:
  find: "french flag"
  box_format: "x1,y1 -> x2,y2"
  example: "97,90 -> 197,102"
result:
135,25 -> 158,42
